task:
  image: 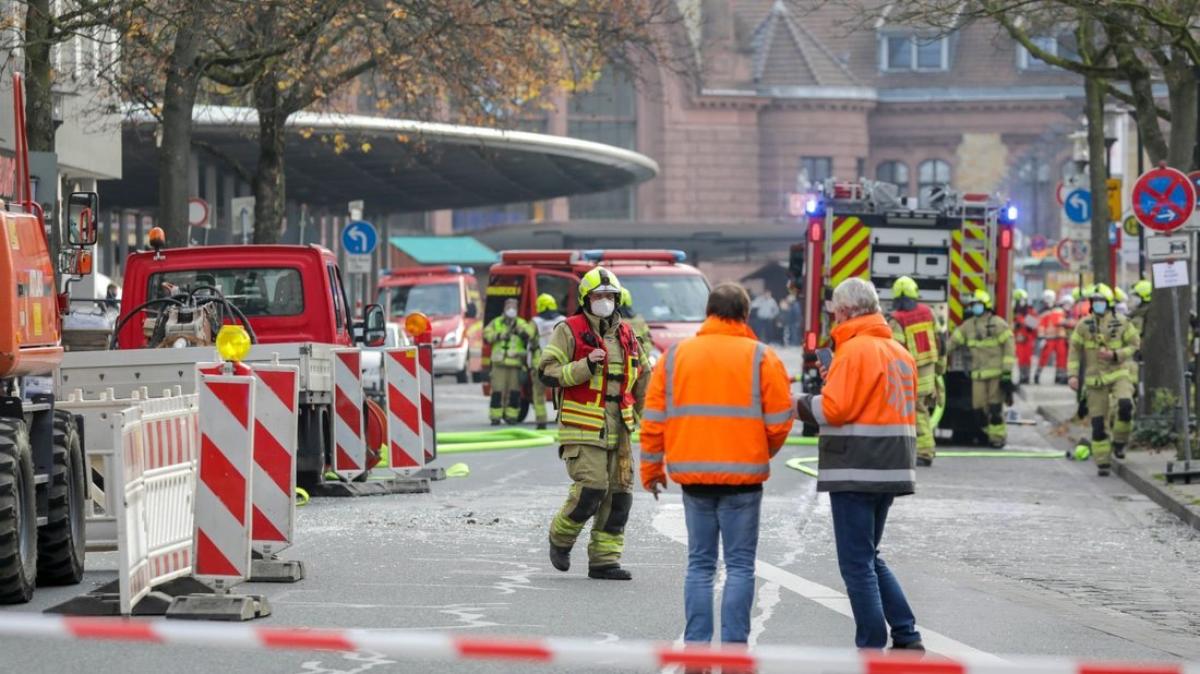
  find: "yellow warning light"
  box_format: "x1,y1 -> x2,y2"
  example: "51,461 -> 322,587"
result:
148,226 -> 166,250
216,324 -> 251,363
404,312 -> 431,339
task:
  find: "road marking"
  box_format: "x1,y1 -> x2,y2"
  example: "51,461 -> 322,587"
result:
650,503 -> 1003,662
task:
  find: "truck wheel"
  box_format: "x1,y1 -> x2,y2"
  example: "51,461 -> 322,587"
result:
37,411 -> 86,586
0,418 -> 37,603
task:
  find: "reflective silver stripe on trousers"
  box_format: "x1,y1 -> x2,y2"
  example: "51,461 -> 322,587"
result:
819,423 -> 917,438
811,394 -> 828,425
640,451 -> 664,463
819,468 -> 916,483
668,461 -> 769,475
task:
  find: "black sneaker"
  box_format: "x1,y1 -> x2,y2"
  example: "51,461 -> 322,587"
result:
916,456 -> 933,467
536,422 -> 547,431
490,419 -> 501,426
588,565 -> 632,580
549,544 -> 572,572
1098,465 -> 1111,477
1113,444 -> 1126,460
891,640 -> 926,655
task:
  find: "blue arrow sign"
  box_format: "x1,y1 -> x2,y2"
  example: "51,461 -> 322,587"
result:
1064,189 -> 1091,224
341,220 -> 378,255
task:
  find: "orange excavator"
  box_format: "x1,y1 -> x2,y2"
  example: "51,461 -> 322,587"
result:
0,73 -> 97,602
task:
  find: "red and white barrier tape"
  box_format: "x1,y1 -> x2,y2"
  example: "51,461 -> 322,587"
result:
0,613 -> 1193,674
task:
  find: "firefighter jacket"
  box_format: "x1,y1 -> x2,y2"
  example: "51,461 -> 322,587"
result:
532,311 -> 566,350
796,313 -> 917,495
888,304 -> 939,394
1128,302 -> 1150,337
539,312 -> 648,449
639,317 -> 794,489
1067,312 -> 1140,388
483,316 -> 535,369
1037,307 -> 1067,339
1014,305 -> 1039,343
950,314 -> 1015,380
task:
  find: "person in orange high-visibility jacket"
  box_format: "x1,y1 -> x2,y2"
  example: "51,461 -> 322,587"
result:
640,282 -> 793,646
795,278 -> 923,652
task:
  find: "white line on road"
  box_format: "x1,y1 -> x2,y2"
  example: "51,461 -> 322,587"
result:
650,503 -> 1004,662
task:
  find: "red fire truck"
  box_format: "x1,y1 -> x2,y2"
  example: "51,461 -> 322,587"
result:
792,180 -> 1016,441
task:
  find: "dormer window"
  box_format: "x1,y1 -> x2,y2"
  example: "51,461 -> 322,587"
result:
880,34 -> 949,72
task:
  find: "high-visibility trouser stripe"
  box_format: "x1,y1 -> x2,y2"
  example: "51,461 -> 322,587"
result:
819,423 -> 917,438
971,369 -> 1005,380
640,451 -> 663,463
819,468 -> 916,483
668,461 -> 769,476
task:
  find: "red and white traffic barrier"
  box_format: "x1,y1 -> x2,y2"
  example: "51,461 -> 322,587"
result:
417,344 -> 437,463
194,373 -> 255,591
247,364 -> 299,555
384,347 -> 425,474
332,348 -> 366,479
0,613 -> 1194,674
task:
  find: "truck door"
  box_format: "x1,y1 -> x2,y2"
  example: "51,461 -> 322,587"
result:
327,265 -> 352,345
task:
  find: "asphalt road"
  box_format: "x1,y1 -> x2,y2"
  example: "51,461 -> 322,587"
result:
4,347 -> 1200,673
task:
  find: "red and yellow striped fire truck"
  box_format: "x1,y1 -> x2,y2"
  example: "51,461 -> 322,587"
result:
791,179 -> 1016,440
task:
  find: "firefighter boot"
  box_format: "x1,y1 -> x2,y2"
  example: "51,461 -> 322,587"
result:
1113,443 -> 1126,460
588,565 -> 633,581
1019,366 -> 1031,386
549,542 -> 572,572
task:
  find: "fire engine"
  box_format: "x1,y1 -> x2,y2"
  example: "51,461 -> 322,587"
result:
792,179 -> 1016,442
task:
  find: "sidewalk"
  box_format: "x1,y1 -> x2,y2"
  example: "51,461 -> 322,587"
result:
1028,382 -> 1200,532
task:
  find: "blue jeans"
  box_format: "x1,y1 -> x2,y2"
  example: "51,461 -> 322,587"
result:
829,491 -> 921,649
682,489 -> 762,644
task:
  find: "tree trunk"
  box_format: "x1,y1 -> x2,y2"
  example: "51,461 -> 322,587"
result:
252,75 -> 288,244
157,8 -> 205,248
23,0 -> 55,153
1084,74 -> 1111,285
1139,53 -> 1196,447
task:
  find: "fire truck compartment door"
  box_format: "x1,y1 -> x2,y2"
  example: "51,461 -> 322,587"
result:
915,252 -> 949,276
870,229 -> 950,248
872,251 -> 916,276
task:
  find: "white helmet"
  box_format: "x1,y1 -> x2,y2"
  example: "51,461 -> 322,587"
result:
1059,295 -> 1075,309
1042,289 -> 1056,305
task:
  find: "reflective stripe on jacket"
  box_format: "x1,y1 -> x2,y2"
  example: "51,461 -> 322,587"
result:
801,313 -> 917,495
888,303 -> 938,394
1067,312 -> 1140,387
484,316 -> 535,368
639,317 -> 794,488
950,314 -> 1015,380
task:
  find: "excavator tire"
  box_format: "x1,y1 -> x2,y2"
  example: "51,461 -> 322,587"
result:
0,418 -> 37,603
36,410 -> 86,585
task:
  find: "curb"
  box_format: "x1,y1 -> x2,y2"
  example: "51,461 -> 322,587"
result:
1036,403 -> 1200,533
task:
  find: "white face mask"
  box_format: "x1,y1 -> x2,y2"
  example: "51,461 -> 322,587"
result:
504,308 -> 517,319
590,298 -> 615,318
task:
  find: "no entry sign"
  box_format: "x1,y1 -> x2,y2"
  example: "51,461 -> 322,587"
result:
1132,166 -> 1195,233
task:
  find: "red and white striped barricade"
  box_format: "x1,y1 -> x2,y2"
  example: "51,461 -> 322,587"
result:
248,364 -> 303,582
169,372 -> 270,621
332,348 -> 366,480
384,347 -> 425,475
417,344 -> 437,464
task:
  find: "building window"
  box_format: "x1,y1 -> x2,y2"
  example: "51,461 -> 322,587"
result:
568,67 -> 637,220
800,156 -> 832,187
876,161 -> 910,197
1017,34 -> 1078,71
917,159 -> 952,207
880,34 -> 950,72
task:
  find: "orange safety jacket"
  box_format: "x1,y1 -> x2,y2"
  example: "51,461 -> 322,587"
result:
1037,308 -> 1066,339
557,313 -> 640,442
639,317 -> 794,488
796,313 -> 917,495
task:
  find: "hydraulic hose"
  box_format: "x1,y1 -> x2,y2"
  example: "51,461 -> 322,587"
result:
108,297 -> 185,349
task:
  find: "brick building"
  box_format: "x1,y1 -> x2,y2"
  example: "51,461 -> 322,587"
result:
468,0 -> 1083,257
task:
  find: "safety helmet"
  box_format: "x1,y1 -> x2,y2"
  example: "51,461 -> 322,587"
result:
578,267 -> 622,304
1013,288 -> 1028,302
1072,286 -> 1085,302
1042,289 -> 1056,305
972,289 -> 993,310
1088,283 -> 1115,303
619,287 -> 633,308
1073,440 -> 1091,461
1132,279 -> 1152,302
891,276 -> 920,300
1059,294 -> 1075,309
536,293 -> 558,313
1113,287 -> 1126,303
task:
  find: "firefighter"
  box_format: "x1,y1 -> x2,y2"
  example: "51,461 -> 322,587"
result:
1034,293 -> 1067,385
1068,284 -> 1140,475
950,289 -> 1015,447
1128,280 -> 1152,336
531,293 -> 567,430
1012,289 -> 1038,385
619,287 -> 652,353
539,267 -> 647,580
483,298 -> 535,425
887,276 -> 940,466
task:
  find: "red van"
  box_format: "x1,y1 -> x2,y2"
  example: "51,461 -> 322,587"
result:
377,265 -> 482,383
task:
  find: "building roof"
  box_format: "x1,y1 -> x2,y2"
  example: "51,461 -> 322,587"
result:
750,0 -> 860,88
105,106 -> 659,214
388,236 -> 498,265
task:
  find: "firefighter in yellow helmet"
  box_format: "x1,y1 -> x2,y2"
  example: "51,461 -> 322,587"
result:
888,276 -> 940,465
618,287 -> 652,354
483,297 -> 537,425
1068,283 -> 1140,476
949,289 -> 1015,447
531,293 -> 566,430
1128,280 -> 1152,336
538,267 -> 647,580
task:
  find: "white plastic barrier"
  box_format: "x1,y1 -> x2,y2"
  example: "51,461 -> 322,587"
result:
113,394 -> 199,615
416,344 -> 437,463
332,348 -> 366,479
248,365 -> 299,555
384,347 -> 425,475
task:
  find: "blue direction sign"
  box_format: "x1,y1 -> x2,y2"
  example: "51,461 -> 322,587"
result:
1063,189 -> 1091,224
1133,166 -> 1195,233
341,220 -> 378,255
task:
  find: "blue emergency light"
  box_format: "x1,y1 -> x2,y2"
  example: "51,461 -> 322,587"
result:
804,197 -> 825,217
1001,203 -> 1018,224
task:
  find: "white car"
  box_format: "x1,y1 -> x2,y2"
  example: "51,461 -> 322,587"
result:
361,322 -> 411,397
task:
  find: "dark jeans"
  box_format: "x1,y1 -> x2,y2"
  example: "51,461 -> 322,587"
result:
682,489 -> 762,644
829,491 -> 921,649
